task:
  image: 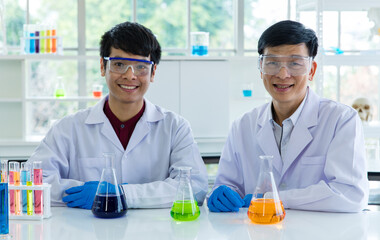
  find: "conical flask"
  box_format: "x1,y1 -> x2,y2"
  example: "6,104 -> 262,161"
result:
91,153 -> 128,218
170,167 -> 200,221
247,155 -> 285,224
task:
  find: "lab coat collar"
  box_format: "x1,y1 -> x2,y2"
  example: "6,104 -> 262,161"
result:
84,95 -> 165,153
84,96 -> 164,125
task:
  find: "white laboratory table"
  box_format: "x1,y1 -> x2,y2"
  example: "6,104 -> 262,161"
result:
7,206 -> 380,240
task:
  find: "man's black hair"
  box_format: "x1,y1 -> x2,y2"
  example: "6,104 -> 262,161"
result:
100,21 -> 161,68
258,20 -> 318,59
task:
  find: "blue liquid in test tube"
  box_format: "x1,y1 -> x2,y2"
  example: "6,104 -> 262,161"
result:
29,25 -> 35,54
0,183 -> 8,235
21,165 -> 31,214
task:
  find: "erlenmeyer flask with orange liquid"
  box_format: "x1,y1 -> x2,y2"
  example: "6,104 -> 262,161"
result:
247,155 -> 285,224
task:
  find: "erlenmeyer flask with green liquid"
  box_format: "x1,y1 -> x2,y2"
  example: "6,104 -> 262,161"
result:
170,167 -> 200,221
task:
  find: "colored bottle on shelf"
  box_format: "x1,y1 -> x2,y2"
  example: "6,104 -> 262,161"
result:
46,25 -> 51,53
54,76 -> 65,98
51,25 -> 57,54
35,25 -> 40,54
39,25 -> 45,54
29,25 -> 35,54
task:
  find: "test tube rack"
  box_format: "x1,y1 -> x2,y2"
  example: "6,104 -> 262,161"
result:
8,183 -> 52,220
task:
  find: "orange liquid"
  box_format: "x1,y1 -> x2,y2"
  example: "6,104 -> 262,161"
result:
247,199 -> 285,224
93,91 -> 102,98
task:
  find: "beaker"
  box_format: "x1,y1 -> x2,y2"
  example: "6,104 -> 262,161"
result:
190,32 -> 209,56
170,167 -> 200,221
247,155 -> 285,224
91,153 -> 127,218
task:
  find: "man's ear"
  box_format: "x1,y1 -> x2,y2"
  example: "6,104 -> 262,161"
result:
100,58 -> 105,77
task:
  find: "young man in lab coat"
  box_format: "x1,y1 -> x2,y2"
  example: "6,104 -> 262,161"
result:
27,22 -> 208,209
208,20 -> 368,213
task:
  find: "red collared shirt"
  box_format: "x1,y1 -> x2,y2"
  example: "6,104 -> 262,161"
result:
103,100 -> 145,149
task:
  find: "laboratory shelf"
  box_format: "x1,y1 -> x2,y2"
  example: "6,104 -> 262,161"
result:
25,96 -> 102,102
0,98 -> 22,103
323,54 -> 380,66
297,0 -> 380,11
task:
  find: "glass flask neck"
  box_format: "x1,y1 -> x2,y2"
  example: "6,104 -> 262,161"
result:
103,153 -> 115,169
259,155 -> 273,173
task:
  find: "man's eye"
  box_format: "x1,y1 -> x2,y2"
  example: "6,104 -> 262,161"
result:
136,64 -> 147,70
113,62 -> 124,67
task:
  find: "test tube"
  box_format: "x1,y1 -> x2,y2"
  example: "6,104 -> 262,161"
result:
21,162 -> 31,214
33,161 -> 43,215
35,25 -> 40,54
0,160 -> 7,183
51,25 -> 57,54
39,24 -> 46,54
29,25 -> 35,54
9,162 -> 21,215
46,25 -> 51,53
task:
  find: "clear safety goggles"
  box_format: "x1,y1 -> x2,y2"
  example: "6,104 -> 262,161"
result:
104,57 -> 154,76
258,55 -> 312,76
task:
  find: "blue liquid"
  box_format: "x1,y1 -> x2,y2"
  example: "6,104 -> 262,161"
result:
192,45 -> 208,56
92,195 -> 127,218
21,171 -> 30,213
30,32 -> 35,54
243,89 -> 252,97
0,183 -> 9,235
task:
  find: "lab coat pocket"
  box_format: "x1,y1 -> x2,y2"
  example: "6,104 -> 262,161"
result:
77,157 -> 105,181
298,156 -> 326,187
300,156 -> 326,165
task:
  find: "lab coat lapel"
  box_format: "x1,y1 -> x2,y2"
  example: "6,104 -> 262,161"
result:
256,105 -> 282,175
85,96 -> 125,152
125,99 -> 164,155
281,89 -> 319,176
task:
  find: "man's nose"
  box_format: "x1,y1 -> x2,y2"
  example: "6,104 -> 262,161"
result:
122,65 -> 136,78
275,66 -> 291,79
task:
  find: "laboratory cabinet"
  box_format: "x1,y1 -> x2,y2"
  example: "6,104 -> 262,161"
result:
0,55 -> 232,157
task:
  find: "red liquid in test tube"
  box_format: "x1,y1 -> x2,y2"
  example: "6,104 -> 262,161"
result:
33,161 -> 43,215
8,171 -> 14,214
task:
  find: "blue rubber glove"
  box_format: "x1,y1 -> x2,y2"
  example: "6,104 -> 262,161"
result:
243,194 -> 253,207
208,185 -> 244,212
63,181 -> 99,209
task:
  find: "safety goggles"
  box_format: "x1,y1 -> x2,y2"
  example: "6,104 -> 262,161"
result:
104,57 -> 154,76
258,55 -> 312,76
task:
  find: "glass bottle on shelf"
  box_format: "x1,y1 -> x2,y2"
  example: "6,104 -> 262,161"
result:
54,76 -> 65,98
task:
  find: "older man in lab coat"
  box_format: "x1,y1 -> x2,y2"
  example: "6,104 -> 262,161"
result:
208,20 -> 368,213
27,22 -> 208,209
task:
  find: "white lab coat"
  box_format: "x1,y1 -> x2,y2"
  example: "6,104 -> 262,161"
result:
213,88 -> 368,212
28,96 -> 208,208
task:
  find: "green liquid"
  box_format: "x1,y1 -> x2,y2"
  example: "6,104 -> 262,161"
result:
55,89 -> 65,98
170,200 -> 200,221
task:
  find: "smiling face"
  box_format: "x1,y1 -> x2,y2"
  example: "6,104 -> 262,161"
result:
101,47 -> 156,110
261,43 -> 317,114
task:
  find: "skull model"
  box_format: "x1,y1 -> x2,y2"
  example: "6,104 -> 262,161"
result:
352,97 -> 372,122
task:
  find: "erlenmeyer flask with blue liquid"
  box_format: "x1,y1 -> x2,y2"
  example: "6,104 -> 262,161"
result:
91,153 -> 127,218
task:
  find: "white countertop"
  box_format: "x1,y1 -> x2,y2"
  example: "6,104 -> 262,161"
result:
8,206 -> 380,240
